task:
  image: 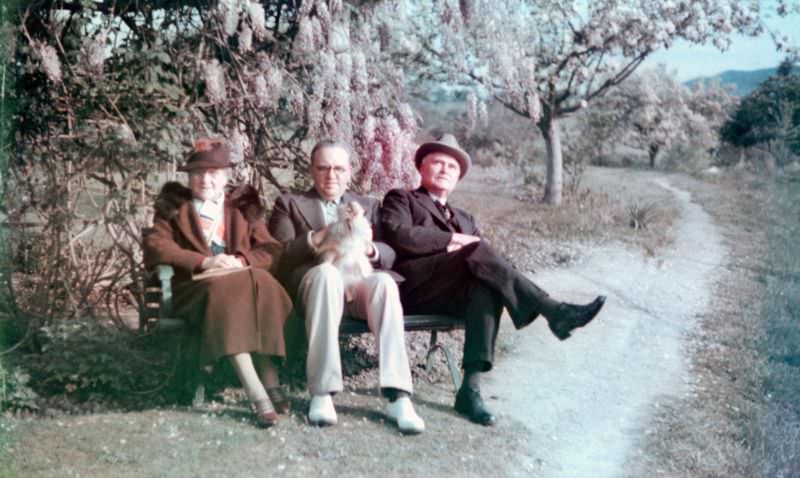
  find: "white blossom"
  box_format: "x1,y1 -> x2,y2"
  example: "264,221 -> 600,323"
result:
254,74 -> 269,109
329,22 -> 351,53
81,32 -> 106,75
246,1 -> 268,39
222,2 -> 240,37
466,91 -> 478,131
37,42 -> 62,83
239,26 -> 253,53
527,92 -> 541,124
293,16 -> 314,56
203,59 -> 226,103
228,127 -> 249,164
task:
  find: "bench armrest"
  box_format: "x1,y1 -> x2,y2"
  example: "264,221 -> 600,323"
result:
157,264 -> 175,318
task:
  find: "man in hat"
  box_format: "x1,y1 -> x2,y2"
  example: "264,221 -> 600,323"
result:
268,139 -> 425,434
380,134 -> 606,426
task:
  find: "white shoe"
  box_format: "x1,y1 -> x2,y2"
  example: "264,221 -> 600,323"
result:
386,396 -> 425,434
308,394 -> 337,426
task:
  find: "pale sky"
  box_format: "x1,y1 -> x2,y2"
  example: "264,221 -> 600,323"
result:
642,12 -> 799,81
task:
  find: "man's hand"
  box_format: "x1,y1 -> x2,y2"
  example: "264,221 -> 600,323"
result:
201,254 -> 245,271
310,226 -> 330,249
447,233 -> 480,252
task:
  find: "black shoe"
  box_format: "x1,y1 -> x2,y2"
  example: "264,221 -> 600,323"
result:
454,387 -> 496,426
547,295 -> 606,340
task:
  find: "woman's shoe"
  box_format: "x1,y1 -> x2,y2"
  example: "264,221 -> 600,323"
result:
266,386 -> 290,414
253,397 -> 278,428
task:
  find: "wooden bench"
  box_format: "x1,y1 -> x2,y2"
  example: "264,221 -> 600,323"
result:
141,264 -> 464,404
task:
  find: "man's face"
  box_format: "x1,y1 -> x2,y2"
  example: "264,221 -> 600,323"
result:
311,146 -> 352,201
419,152 -> 461,196
188,167 -> 228,201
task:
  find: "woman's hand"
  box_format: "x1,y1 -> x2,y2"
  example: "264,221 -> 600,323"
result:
201,254 -> 245,271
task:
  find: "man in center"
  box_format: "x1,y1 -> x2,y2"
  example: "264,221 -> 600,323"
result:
381,134 -> 606,427
268,139 -> 424,434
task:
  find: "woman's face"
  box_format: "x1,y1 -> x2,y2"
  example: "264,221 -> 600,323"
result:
188,167 -> 228,201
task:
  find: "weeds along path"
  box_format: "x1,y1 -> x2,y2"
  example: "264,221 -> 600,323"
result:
483,169 -> 726,477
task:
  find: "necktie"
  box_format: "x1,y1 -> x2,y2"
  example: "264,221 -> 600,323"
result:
435,201 -> 452,220
322,200 -> 339,225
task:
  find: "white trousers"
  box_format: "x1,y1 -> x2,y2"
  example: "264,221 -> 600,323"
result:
299,263 -> 413,396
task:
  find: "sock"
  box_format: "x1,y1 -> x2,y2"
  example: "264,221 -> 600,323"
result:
229,353 -> 269,406
382,387 -> 410,402
462,366 -> 482,392
539,296 -> 562,319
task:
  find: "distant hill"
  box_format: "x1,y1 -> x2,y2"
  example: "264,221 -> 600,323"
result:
685,67 -> 777,96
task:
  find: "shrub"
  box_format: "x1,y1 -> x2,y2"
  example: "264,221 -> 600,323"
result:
0,358 -> 39,412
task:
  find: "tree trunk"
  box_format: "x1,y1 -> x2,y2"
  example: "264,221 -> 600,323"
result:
541,116 -> 563,205
649,144 -> 660,168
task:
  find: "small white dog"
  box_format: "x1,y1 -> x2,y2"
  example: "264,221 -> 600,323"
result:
317,201 -> 374,290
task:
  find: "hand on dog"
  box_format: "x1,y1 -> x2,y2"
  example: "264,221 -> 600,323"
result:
311,227 -> 330,249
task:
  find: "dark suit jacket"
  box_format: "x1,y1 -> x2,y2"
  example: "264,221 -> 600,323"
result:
380,187 -> 480,293
268,188 -> 396,298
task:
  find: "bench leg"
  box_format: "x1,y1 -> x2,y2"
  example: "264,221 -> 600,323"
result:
425,331 -> 462,391
192,383 -> 206,408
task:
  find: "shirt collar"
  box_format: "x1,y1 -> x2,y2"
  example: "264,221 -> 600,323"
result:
428,192 -> 447,206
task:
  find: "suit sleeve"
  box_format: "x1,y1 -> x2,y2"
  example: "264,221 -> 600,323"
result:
380,189 -> 453,257
361,196 -> 396,270
267,194 -> 316,266
143,214 -> 207,274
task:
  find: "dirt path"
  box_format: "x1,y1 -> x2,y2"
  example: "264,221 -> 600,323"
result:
483,169 -> 726,477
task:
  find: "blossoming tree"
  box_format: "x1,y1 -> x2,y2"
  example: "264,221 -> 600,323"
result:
4,0 -> 419,324
387,0 -> 798,204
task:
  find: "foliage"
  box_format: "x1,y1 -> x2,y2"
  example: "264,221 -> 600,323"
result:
0,357 -> 39,411
571,66 -> 736,170
721,58 -> 800,166
19,320 -> 174,406
386,0 -> 798,204
2,0 -> 419,330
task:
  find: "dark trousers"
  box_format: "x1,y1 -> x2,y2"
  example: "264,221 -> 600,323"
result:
399,241 -> 552,371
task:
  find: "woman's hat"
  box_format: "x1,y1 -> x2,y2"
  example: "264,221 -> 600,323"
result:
178,138 -> 234,172
414,133 -> 471,179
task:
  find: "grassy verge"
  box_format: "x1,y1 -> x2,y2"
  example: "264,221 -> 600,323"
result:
453,166 -> 680,273
627,171 -> 800,477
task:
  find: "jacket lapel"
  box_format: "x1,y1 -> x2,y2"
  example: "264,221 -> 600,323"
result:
296,189 -> 326,231
176,202 -> 212,254
413,188 -> 455,232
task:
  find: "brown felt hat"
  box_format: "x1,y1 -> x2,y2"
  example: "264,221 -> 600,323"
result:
178,138 -> 234,172
414,133 -> 471,179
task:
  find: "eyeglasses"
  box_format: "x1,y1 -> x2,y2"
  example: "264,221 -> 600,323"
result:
314,165 -> 349,176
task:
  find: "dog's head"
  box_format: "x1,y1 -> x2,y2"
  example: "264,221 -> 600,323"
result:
336,201 -> 372,241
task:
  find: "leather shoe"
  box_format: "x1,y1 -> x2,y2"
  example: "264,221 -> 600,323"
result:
454,387 -> 496,426
308,394 -> 337,426
252,398 -> 278,428
547,295 -> 606,340
266,386 -> 290,415
386,396 -> 425,434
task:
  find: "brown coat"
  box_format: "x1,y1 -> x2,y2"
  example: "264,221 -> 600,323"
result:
143,182 -> 292,364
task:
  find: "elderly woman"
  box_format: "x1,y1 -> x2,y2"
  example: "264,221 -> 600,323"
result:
144,138 -> 292,428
